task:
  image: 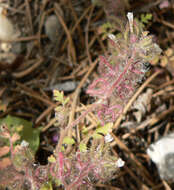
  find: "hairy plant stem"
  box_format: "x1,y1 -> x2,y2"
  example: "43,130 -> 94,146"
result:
55,103 -> 99,155
55,50 -> 138,155
107,51 -> 136,98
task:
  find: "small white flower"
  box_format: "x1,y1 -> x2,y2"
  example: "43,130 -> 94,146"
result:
21,140 -> 29,147
104,133 -> 113,143
127,12 -> 134,33
108,34 -> 117,43
116,158 -> 125,168
96,145 -> 101,152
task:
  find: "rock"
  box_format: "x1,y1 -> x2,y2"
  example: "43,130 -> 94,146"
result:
0,7 -> 17,41
45,15 -> 61,43
147,133 -> 174,181
45,81 -> 78,92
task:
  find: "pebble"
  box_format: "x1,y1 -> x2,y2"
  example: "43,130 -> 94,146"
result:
45,15 -> 61,43
147,133 -> 174,181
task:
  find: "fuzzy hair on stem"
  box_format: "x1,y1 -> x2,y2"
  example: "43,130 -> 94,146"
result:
86,12 -> 161,125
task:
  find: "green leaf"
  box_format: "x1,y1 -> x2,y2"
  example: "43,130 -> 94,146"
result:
93,133 -> 103,139
53,90 -> 69,105
110,60 -> 115,65
82,126 -> 88,134
102,22 -> 112,30
54,179 -> 62,186
63,136 -> 75,145
93,123 -> 113,139
64,97 -> 70,105
0,115 -> 41,153
48,155 -> 56,163
61,146 -> 65,152
40,181 -> 53,190
95,123 -> 113,135
141,13 -> 152,24
53,90 -> 64,103
146,13 -> 152,20
79,143 -> 87,152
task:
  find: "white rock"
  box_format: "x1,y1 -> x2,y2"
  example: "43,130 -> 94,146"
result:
45,15 -> 61,43
45,81 -> 78,92
147,133 -> 174,180
1,42 -> 11,52
0,14 -> 15,41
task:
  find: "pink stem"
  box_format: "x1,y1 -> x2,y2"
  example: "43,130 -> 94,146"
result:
58,152 -> 68,187
107,53 -> 136,97
99,55 -> 114,71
